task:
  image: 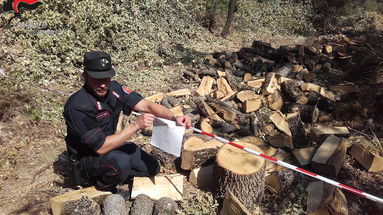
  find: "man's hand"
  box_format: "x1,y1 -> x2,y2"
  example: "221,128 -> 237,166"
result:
135,113 -> 156,129
175,115 -> 191,127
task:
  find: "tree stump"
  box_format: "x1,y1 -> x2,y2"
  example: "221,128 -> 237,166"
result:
213,143 -> 266,210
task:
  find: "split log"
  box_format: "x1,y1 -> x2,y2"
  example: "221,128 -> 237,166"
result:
197,100 -> 224,121
243,73 -> 252,81
269,112 -> 291,136
306,91 -> 335,112
242,99 -> 262,113
311,135 -> 347,177
292,147 -> 316,167
286,113 -> 309,148
220,189 -> 251,215
130,194 -> 154,215
236,90 -> 260,103
103,194 -> 128,215
166,88 -> 192,97
199,118 -> 213,134
146,93 -> 165,103
181,136 -> 223,170
300,82 -> 321,93
205,96 -> 243,115
261,72 -> 280,95
170,106 -> 183,116
196,76 -> 215,96
217,77 -> 235,98
211,120 -> 238,134
307,181 -> 348,215
281,103 -> 319,123
50,186 -> 111,215
265,169 -> 300,197
153,197 -> 178,215
131,174 -> 183,201
309,126 -> 349,142
209,103 -> 237,122
237,136 -> 277,157
267,89 -> 283,111
247,78 -> 264,88
214,143 -> 266,209
189,165 -> 214,188
281,80 -> 308,104
349,144 -> 383,172
268,131 -> 293,150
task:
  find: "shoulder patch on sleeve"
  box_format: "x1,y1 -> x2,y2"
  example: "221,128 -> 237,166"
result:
122,86 -> 131,94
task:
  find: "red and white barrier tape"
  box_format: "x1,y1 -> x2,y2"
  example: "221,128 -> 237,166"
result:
131,112 -> 383,203
189,126 -> 383,204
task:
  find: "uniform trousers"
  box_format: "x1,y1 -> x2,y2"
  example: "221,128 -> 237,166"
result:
80,142 -> 160,190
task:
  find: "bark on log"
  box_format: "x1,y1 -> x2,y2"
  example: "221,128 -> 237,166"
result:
103,194 -> 128,215
281,80 -> 308,104
281,103 -> 319,123
306,91 -> 335,112
153,197 -> 178,215
130,194 -> 154,215
286,113 -> 309,148
61,196 -> 101,215
214,143 -> 266,210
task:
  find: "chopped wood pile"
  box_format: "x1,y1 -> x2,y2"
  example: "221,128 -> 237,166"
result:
51,36 -> 383,214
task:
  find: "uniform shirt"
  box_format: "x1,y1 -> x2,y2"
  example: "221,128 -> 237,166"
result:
63,81 -> 143,158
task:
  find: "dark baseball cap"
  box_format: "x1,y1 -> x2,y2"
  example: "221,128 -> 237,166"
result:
84,51 -> 116,78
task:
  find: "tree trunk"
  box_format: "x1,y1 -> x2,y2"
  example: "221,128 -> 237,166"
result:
221,0 -> 237,38
213,143 -> 265,210
206,0 -> 218,32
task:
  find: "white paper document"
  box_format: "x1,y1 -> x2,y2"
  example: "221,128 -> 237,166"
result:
150,117 -> 185,157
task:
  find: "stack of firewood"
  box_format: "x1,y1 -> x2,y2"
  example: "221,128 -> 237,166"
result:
145,36 -> 382,214
51,36 -> 383,214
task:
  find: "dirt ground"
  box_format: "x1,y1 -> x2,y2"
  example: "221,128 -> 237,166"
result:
1,33 -> 383,215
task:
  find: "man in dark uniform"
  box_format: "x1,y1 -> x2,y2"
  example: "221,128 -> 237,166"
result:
63,51 -> 191,192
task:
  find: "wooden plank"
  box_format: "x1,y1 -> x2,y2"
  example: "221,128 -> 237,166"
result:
189,165 -> 214,188
349,144 -> 383,172
196,76 -> 215,96
269,112 -> 292,136
166,88 -> 191,97
50,186 -> 111,215
131,174 -> 184,201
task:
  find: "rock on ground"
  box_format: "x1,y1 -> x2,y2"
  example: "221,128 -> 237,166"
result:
153,197 -> 178,215
103,194 -> 129,215
130,194 -> 154,215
